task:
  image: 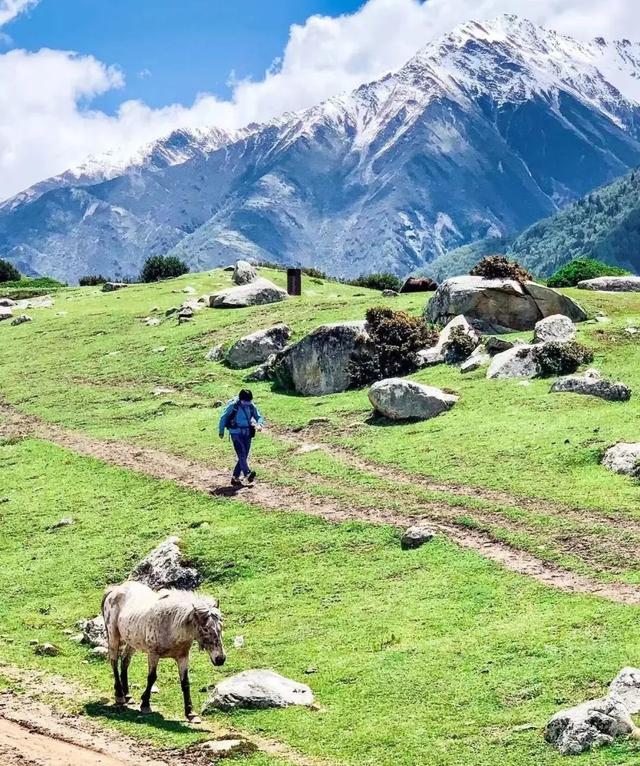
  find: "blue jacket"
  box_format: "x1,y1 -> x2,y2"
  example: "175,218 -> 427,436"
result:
218,398 -> 264,437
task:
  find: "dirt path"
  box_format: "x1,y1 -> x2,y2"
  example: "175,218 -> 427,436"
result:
2,403 -> 640,605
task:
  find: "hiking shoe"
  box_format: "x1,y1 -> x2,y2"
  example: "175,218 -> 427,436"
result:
230,477 -> 242,488
246,470 -> 256,484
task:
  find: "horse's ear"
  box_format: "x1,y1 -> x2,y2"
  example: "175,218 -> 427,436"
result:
192,604 -> 209,625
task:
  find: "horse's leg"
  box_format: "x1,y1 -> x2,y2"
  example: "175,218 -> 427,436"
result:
177,655 -> 199,723
120,647 -> 134,703
107,627 -> 125,706
140,653 -> 158,715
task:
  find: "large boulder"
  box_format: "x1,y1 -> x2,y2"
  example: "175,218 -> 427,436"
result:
272,321 -> 370,396
486,344 -> 540,379
130,536 -> 201,591
209,278 -> 288,309
425,276 -> 587,333
544,697 -> 637,755
203,670 -> 314,712
551,369 -> 631,402
232,260 -> 258,285
368,378 -> 458,420
226,324 -> 291,369
578,276 -> 640,292
534,314 -> 576,344
416,315 -> 480,367
602,443 -> 640,477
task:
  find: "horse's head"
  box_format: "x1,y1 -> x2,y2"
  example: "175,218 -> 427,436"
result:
192,599 -> 225,666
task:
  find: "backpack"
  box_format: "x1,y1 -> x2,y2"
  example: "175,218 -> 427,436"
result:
228,401 -> 256,436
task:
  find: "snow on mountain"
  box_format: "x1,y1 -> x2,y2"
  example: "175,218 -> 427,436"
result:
3,15 -> 640,282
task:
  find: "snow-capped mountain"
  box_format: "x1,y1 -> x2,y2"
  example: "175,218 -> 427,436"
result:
3,15 -> 640,282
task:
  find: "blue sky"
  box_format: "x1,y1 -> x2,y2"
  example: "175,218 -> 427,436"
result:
6,0 -> 364,113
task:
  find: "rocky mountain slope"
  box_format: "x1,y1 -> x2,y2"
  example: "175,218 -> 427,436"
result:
3,15 -> 640,283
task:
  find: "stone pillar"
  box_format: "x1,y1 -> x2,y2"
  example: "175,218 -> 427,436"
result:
287,268 -> 302,296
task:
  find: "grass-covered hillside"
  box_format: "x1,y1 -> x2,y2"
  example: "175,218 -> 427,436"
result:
2,267 -> 640,765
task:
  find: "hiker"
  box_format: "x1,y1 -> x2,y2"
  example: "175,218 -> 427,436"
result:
218,389 -> 265,487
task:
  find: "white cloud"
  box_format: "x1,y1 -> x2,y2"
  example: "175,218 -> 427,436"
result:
1,0 -> 640,200
0,0 -> 38,28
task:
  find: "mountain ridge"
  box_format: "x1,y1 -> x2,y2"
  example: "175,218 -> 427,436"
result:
3,14 -> 640,282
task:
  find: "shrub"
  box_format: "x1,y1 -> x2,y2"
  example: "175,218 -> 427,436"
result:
547,258 -> 630,288
470,255 -> 533,283
443,325 -> 478,364
140,255 -> 189,283
348,273 -> 403,292
533,341 -> 594,377
348,306 -> 439,387
0,258 -> 20,283
79,274 -> 109,286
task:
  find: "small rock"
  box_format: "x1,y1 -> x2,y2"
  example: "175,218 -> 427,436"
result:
602,443 -> 640,477
233,636 -> 245,649
551,370 -> 631,402
90,646 -> 109,659
381,289 -> 399,297
182,286 -> 196,294
544,697 -> 636,755
29,638 -> 39,645
11,314 -> 32,326
205,345 -> 223,362
201,739 -> 256,757
203,669 -> 314,712
401,525 -> 436,550
153,346 -> 167,354
486,344 -> 539,380
177,307 -> 194,323
625,326 -> 639,335
49,518 -> 74,531
304,667 -> 318,675
102,282 -> 128,292
533,314 -> 576,344
130,536 -> 202,591
35,643 -> 60,657
153,386 -> 175,396
369,379 -> 458,421
143,317 -> 161,327
76,615 -> 107,648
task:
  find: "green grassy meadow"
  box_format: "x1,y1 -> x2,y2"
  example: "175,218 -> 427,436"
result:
2,268 -> 640,763
1,437 -> 640,765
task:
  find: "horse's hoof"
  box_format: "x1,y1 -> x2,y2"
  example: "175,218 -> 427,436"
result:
187,714 -> 202,724
140,705 -> 152,715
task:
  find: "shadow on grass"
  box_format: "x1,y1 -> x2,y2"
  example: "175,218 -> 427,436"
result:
84,701 -> 195,735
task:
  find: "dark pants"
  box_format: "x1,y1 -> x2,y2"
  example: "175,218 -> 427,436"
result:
231,431 -> 252,478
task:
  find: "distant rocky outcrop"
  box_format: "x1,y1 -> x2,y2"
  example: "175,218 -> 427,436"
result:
578,276 -> 640,292
226,324 -> 291,369
425,277 -> 586,333
368,378 -> 458,420
209,278 -> 288,309
272,321 -> 371,396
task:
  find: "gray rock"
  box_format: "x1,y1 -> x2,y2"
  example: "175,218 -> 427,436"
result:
130,536 -> 202,591
201,740 -> 256,757
416,315 -> 480,367
545,697 -> 636,755
425,276 -> 586,333
578,276 -> 640,292
89,646 -> 109,659
245,355 -> 276,382
49,517 -> 74,531
534,314 -> 576,344
602,443 -> 640,477
460,345 -> 490,373
11,314 -> 32,326
551,369 -> 631,402
203,669 -> 314,712
210,278 -> 288,309
608,667 -> 640,714
485,336 -> 515,355
401,525 -> 437,549
76,616 -> 107,649
381,289 -> 399,297
486,344 -> 540,379
205,345 -> 223,362
226,324 -> 291,369
232,260 -> 258,285
177,306 -> 194,323
272,321 -> 370,396
0,298 -> 17,307
34,643 -> 60,657
102,282 -> 128,292
368,378 -> 458,420
0,307 -> 13,321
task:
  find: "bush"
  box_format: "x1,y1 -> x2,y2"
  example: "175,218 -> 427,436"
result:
443,325 -> 478,364
470,255 -> 533,283
547,258 -> 630,288
140,255 -> 189,283
79,274 -> 109,286
348,306 -> 439,387
348,273 -> 403,292
0,258 -> 20,283
533,341 -> 594,377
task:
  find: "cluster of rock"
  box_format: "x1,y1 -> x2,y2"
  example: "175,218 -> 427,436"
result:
426,276 -> 587,333
545,667 -> 640,754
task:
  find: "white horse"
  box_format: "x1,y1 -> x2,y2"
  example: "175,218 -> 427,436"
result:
102,581 -> 225,722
